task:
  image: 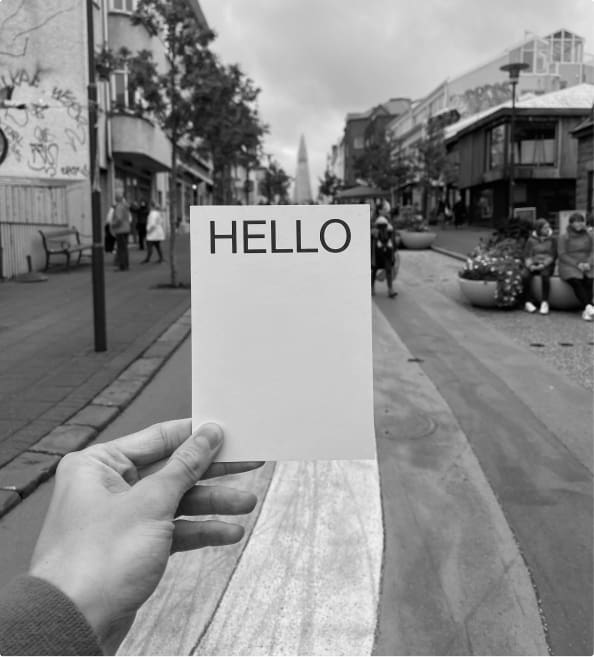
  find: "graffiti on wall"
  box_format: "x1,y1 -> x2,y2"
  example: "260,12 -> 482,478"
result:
449,81 -> 512,117
0,0 -> 88,180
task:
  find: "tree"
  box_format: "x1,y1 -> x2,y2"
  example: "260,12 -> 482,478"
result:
318,169 -> 343,202
189,61 -> 268,204
100,1 -> 267,284
258,159 -> 291,204
414,121 -> 453,215
353,137 -> 412,193
114,0 -> 219,286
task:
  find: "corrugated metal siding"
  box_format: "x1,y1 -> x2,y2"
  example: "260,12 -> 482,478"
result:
0,184 -> 68,278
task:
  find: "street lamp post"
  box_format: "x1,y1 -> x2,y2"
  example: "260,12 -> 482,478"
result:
86,0 -> 107,351
500,62 -> 529,220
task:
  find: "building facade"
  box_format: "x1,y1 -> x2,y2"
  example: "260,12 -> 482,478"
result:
571,114 -> 594,217
341,98 -> 411,187
0,1 -> 91,278
443,84 -> 594,225
384,28 -> 594,212
0,0 -> 213,278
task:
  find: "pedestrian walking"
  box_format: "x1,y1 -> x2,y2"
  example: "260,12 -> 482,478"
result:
522,218 -> 557,315
111,193 -> 131,271
104,203 -> 115,254
142,201 -> 165,263
558,212 -> 594,321
437,195 -> 452,229
371,215 -> 398,298
453,193 -> 467,228
136,199 -> 149,250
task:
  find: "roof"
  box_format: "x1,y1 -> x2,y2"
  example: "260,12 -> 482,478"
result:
346,98 -> 412,123
444,83 -> 594,141
571,116 -> 594,137
335,184 -> 385,199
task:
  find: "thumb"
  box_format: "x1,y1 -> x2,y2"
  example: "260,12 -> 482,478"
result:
152,422 -> 224,503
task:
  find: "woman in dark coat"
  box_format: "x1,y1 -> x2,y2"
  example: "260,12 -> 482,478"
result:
522,218 -> 557,315
558,212 -> 594,321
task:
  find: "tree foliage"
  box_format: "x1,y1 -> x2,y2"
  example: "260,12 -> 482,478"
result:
258,159 -> 291,204
101,0 -> 268,284
317,169 -> 343,201
353,137 -> 412,192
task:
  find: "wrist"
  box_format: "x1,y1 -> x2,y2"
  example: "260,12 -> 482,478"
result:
29,563 -> 112,650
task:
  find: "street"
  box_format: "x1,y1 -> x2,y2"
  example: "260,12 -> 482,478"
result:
0,249 -> 591,654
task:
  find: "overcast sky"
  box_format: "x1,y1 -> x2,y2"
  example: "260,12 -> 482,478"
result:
199,0 -> 594,196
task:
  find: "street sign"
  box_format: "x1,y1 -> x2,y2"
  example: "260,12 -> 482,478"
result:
190,204 -> 376,461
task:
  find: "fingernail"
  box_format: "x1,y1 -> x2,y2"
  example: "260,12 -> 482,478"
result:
195,422 -> 223,449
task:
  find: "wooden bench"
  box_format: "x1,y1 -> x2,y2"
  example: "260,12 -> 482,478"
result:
38,226 -> 93,271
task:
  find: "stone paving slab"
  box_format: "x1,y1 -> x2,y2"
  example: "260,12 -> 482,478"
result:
29,425 -> 97,456
117,358 -> 163,382
65,404 -> 120,430
0,491 -> 20,516
0,452 -> 61,497
92,379 -> 147,408
143,340 -> 183,359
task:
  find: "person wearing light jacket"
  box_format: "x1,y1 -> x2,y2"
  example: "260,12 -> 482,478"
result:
142,201 -> 165,264
558,212 -> 594,321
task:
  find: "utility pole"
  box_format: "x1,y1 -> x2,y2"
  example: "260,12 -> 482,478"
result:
86,0 -> 107,351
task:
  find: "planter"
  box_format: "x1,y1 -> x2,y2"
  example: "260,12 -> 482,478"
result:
458,277 -> 498,308
400,231 -> 436,249
530,276 -> 581,310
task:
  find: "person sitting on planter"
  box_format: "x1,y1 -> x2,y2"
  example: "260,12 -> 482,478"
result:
371,215 -> 398,298
522,218 -> 557,315
558,212 -> 594,321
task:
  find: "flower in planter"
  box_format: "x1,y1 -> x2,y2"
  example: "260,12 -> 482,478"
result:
459,235 -> 525,308
396,213 -> 431,232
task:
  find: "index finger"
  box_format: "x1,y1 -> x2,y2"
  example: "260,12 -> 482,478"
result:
108,418 -> 193,467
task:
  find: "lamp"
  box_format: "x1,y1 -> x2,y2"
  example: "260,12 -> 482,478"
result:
500,62 -> 530,220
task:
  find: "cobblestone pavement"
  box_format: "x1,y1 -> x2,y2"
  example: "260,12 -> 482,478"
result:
398,249 -> 594,391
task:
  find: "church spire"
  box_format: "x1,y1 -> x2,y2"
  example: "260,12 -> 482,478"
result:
293,134 -> 313,203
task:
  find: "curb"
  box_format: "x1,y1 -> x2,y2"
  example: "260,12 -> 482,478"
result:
0,309 -> 191,519
430,245 -> 469,261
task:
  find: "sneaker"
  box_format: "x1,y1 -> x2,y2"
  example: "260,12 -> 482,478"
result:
582,304 -> 594,321
524,301 -> 537,313
539,301 -> 549,315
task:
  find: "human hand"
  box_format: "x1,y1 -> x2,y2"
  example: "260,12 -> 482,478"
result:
29,420 -> 263,655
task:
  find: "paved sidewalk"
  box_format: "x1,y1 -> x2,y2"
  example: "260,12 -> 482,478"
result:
0,235 -> 192,516
430,224 -> 494,259
0,224 -> 501,519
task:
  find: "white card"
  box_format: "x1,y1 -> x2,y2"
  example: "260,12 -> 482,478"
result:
190,204 -> 375,461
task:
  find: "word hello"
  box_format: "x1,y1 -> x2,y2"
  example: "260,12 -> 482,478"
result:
209,219 -> 352,254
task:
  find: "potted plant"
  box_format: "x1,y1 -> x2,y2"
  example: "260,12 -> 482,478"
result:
397,211 -> 437,249
458,235 -> 525,309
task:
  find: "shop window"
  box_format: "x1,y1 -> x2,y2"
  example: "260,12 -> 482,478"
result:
513,123 -> 556,166
487,124 -> 505,169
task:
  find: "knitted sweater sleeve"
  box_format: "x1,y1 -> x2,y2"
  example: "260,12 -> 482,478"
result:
0,575 -> 102,656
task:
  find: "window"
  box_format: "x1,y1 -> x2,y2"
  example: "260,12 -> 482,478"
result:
111,0 -> 135,12
112,70 -> 135,109
487,125 -> 505,169
353,136 -> 364,149
513,122 -> 556,166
